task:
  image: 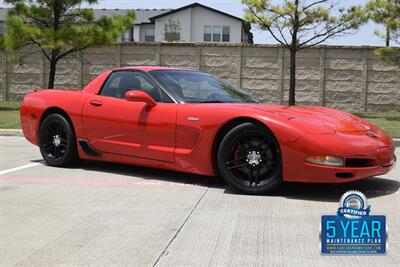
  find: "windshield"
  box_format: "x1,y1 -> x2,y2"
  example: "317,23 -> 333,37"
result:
149,70 -> 259,103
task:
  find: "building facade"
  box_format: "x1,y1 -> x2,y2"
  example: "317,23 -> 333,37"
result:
150,3 -> 253,44
0,3 -> 253,44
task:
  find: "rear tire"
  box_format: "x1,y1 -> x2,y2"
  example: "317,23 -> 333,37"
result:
217,122 -> 282,194
39,113 -> 78,167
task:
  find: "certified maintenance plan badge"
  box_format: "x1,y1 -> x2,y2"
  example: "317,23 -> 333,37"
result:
320,190 -> 387,254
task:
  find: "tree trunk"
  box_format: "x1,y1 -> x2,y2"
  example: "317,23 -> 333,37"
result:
288,49 -> 296,106
48,60 -> 56,89
386,26 -> 390,47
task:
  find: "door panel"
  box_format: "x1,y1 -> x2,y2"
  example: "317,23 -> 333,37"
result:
82,95 -> 176,162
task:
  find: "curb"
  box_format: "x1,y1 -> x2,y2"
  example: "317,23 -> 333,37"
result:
0,129 -> 399,147
394,139 -> 400,147
0,129 -> 23,137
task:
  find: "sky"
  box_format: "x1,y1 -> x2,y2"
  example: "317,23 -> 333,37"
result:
0,0 -> 386,47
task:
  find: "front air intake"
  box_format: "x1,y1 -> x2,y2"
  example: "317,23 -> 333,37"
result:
336,173 -> 354,179
345,158 -> 375,168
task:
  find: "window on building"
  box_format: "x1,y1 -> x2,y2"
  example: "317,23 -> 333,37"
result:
121,28 -> 130,42
204,26 -> 212,42
213,26 -> 221,42
222,26 -> 230,42
144,28 -> 155,42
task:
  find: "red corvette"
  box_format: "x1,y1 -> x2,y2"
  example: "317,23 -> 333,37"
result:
20,66 -> 396,194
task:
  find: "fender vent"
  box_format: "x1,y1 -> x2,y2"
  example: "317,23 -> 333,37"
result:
79,139 -> 102,157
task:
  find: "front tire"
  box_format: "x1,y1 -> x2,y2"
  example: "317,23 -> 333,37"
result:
217,122 -> 282,194
39,113 -> 78,167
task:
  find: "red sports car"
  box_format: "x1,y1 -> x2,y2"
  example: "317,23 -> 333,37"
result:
20,66 -> 396,194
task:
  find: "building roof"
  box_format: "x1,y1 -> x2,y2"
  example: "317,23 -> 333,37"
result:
0,4 -> 247,25
0,7 -> 172,24
149,2 -> 244,23
93,8 -> 172,24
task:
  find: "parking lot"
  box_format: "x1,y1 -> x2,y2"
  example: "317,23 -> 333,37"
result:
0,136 -> 399,266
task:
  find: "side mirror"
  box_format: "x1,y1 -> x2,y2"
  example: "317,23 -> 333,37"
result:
125,90 -> 157,108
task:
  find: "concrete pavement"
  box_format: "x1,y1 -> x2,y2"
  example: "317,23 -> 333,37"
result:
0,136 -> 399,266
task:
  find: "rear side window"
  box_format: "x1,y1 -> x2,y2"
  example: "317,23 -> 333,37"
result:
100,71 -> 172,102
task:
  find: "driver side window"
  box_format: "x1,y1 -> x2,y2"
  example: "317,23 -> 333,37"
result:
100,71 -> 168,102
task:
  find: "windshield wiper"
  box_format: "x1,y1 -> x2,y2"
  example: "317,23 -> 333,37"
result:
198,100 -> 225,103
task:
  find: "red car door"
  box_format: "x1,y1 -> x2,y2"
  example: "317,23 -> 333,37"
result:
81,71 -> 177,162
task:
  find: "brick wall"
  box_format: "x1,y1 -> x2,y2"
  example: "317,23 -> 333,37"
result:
1,43 -> 399,112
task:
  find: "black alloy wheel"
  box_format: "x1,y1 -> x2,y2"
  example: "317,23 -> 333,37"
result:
39,113 -> 78,167
217,122 -> 282,194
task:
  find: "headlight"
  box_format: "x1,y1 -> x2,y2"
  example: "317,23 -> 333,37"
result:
305,156 -> 344,167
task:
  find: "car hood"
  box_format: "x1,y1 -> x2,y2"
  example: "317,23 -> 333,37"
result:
246,104 -> 372,133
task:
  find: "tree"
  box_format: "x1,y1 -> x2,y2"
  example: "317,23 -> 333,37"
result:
367,0 -> 400,46
375,45 -> 400,65
1,0 -> 135,89
163,17 -> 182,42
368,0 -> 400,65
242,0 -> 366,105
375,27 -> 400,65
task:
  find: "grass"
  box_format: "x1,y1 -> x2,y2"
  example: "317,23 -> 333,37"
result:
353,112 -> 400,139
0,101 -> 21,129
0,101 -> 399,138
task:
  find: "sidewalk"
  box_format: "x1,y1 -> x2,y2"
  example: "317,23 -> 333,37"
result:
0,129 -> 24,137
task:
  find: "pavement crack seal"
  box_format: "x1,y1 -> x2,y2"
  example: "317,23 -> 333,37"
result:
152,182 -> 212,267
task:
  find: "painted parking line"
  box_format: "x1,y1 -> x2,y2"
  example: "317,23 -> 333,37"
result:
0,163 -> 41,176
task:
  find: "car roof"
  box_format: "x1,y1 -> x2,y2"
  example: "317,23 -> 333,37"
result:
116,66 -> 185,72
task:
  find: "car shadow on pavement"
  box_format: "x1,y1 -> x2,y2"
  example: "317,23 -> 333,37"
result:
223,177 -> 400,202
77,160 -> 226,188
280,177 -> 400,202
37,160 -> 399,202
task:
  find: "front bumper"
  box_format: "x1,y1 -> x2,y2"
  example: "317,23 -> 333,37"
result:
282,130 -> 396,183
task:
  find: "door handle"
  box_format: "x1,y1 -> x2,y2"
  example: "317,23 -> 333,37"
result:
90,100 -> 103,107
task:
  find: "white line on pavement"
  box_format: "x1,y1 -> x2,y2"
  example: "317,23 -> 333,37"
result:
0,163 -> 40,176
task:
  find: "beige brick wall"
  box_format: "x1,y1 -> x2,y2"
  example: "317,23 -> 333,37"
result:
0,43 -> 399,112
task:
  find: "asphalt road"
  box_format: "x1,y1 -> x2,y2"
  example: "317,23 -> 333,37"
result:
0,136 -> 399,267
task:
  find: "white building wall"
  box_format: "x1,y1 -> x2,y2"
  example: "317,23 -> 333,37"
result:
191,6 -> 242,43
154,8 -> 192,42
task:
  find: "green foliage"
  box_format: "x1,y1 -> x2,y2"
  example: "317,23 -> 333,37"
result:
375,46 -> 400,65
163,17 -> 182,42
2,0 -> 135,88
367,0 -> 400,43
367,0 -> 400,65
242,0 -> 367,50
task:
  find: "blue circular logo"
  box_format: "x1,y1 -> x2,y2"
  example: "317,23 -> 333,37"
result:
337,191 -> 370,219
